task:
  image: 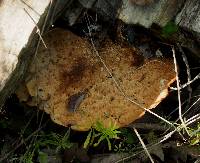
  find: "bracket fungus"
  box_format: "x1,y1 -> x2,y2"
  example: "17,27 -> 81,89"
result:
16,28 -> 175,131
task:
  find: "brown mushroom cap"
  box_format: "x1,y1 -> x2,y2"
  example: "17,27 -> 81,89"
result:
17,28 -> 175,131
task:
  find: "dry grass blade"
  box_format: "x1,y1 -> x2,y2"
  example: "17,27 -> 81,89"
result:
133,128 -> 155,163
182,97 -> 200,119
116,44 -> 200,162
116,112 -> 200,163
24,0 -> 54,146
23,8 -> 47,48
186,113 -> 200,123
186,114 -> 200,126
170,73 -> 200,91
0,123 -> 47,162
172,47 -> 189,136
0,1 -> 54,162
20,0 -> 41,16
177,43 -> 192,104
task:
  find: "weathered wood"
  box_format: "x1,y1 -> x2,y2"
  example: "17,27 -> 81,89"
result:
176,0 -> 200,36
61,0 -> 185,27
119,0 -> 185,27
119,0 -> 200,37
62,0 -> 200,36
62,0 -> 121,25
0,0 -> 69,108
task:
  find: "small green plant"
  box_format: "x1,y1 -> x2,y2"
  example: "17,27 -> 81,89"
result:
188,123 -> 200,146
84,121 -> 121,150
11,129 -> 73,163
38,129 -> 73,153
120,128 -> 137,144
19,150 -> 34,163
38,151 -> 48,163
114,128 -> 138,153
161,21 -> 178,38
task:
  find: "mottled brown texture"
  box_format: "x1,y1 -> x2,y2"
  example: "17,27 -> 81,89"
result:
16,28 -> 175,131
60,60 -> 87,89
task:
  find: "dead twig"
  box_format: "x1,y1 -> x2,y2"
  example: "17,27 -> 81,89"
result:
23,8 -> 47,48
186,113 -> 200,126
170,73 -> 200,91
182,97 -> 200,120
172,47 -> 189,136
0,2 -> 54,162
117,111 -> 200,163
133,128 -> 155,163
177,43 -> 192,105
27,0 -> 54,154
20,0 -> 41,16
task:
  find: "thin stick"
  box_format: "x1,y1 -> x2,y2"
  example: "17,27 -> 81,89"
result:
27,0 -> 54,153
165,100 -> 187,120
170,73 -> 200,90
177,43 -> 192,104
23,8 -> 47,48
186,114 -> 200,126
172,47 -> 189,136
190,67 -> 200,70
31,111 -> 45,151
20,0 -> 41,16
0,2 -> 54,162
117,112 -> 200,163
162,113 -> 200,143
166,96 -> 199,126
186,113 -> 200,123
167,95 -> 200,120
24,0 -> 53,119
182,97 -> 200,119
133,128 -> 154,163
164,97 -> 200,136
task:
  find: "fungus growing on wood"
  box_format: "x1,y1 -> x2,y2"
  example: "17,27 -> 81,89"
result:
16,28 -> 175,131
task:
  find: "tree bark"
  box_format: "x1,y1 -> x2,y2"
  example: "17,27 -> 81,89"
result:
0,0 -> 69,108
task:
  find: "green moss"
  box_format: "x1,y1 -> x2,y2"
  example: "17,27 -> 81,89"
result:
162,21 -> 178,38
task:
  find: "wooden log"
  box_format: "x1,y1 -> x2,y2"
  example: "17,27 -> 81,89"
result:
176,0 -> 200,36
0,0 -> 69,108
119,0 -> 185,28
